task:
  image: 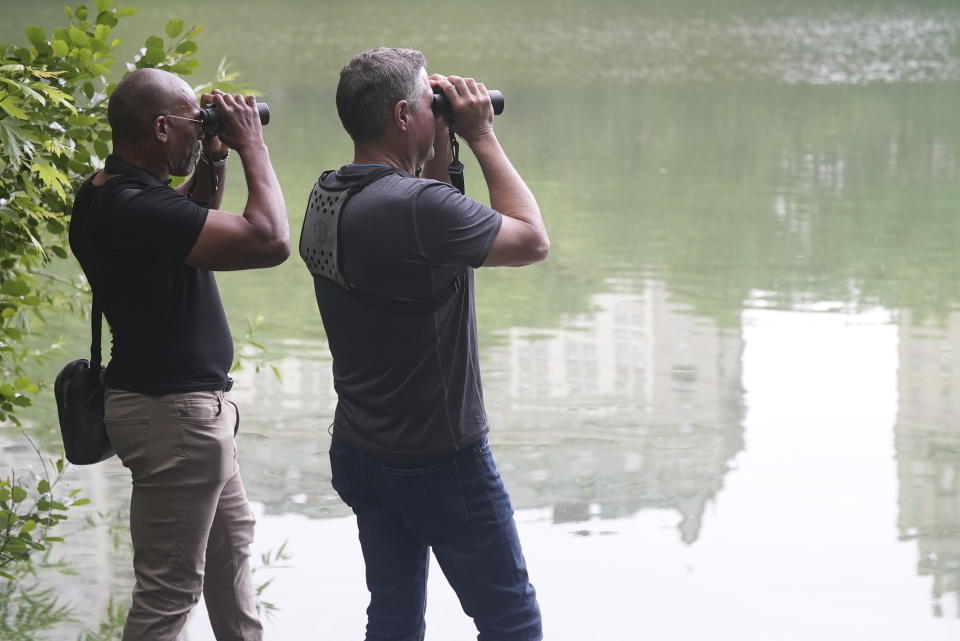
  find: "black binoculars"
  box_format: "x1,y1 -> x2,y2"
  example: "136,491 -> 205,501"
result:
198,102 -> 271,137
432,86 -> 504,118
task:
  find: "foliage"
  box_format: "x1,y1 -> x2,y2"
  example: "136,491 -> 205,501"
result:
76,598 -> 126,641
0,2 -> 209,426
0,456 -> 88,579
232,313 -> 283,381
251,540 -> 291,620
0,437 -> 88,640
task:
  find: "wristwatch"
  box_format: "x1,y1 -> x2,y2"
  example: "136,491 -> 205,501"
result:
200,149 -> 229,167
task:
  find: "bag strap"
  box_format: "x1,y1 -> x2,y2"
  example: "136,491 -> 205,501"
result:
84,181 -> 140,372
90,297 -> 102,370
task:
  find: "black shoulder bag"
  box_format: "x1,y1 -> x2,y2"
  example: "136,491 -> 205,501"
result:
53,292 -> 113,465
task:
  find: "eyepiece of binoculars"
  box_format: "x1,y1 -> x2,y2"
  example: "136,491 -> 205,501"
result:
198,102 -> 271,137
431,86 -> 504,118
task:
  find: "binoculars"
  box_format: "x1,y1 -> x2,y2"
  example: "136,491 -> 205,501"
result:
432,86 -> 504,118
198,102 -> 271,137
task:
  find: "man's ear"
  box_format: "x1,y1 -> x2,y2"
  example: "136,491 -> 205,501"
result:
393,100 -> 410,133
153,115 -> 169,143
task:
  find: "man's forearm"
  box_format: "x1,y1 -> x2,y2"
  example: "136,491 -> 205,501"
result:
237,144 -> 288,244
177,159 -> 227,209
470,132 -> 543,231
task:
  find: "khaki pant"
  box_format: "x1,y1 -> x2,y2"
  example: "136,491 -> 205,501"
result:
105,389 -> 263,641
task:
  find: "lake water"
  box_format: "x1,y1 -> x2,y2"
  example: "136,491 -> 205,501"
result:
4,1 -> 960,639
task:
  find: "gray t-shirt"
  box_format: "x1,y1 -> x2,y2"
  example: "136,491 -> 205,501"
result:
312,164 -> 502,458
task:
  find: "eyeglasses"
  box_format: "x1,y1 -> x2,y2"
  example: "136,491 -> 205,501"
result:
162,113 -> 203,139
163,114 -> 202,125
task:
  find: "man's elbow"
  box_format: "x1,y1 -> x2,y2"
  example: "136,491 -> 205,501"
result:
261,238 -> 291,267
532,236 -> 550,263
519,235 -> 550,265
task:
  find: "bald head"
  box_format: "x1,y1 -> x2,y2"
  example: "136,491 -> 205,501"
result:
108,68 -> 195,145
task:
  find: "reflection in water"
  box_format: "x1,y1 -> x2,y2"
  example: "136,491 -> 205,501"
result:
4,277 -> 747,639
897,310 -> 960,617
218,279 -> 746,547
483,279 -> 745,543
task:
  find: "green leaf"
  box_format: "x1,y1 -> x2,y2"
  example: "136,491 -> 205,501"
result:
36,85 -> 77,113
11,485 -> 27,503
145,35 -> 164,50
31,161 -> 71,200
20,519 -> 36,533
51,245 -> 68,259
167,62 -> 196,75
12,47 -> 34,64
12,396 -> 32,407
37,479 -> 50,494
44,536 -> 64,543
25,26 -> 46,48
0,570 -> 15,581
175,40 -> 198,55
52,39 -> 69,57
68,26 -> 90,47
65,6 -> 74,19
4,328 -> 22,340
96,11 -> 118,28
75,5 -> 88,21
82,81 -> 94,99
1,279 -> 30,297
94,138 -> 110,158
94,0 -> 112,10
116,6 -> 137,17
68,114 -> 98,127
0,97 -> 28,120
0,118 -> 35,169
140,47 -> 165,66
46,219 -> 65,234
14,376 -> 32,390
166,19 -> 185,39
94,24 -> 111,42
18,82 -> 46,104
72,498 -> 91,506
72,46 -> 92,66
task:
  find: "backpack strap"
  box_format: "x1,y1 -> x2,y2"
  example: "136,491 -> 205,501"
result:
300,168 -> 464,315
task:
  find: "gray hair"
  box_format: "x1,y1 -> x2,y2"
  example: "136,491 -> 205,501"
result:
336,47 -> 427,143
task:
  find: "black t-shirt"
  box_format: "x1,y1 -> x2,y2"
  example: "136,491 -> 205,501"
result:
69,155 -> 233,395
313,165 -> 502,458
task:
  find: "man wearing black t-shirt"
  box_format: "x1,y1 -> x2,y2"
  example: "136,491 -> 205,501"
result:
309,48 -> 550,641
69,68 -> 288,641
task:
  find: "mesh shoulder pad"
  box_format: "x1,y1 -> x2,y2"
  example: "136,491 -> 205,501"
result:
300,180 -> 352,289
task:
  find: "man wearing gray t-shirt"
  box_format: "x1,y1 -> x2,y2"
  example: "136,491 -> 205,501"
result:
302,48 -> 549,641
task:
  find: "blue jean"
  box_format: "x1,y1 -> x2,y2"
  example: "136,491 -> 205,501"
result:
329,435 -> 542,641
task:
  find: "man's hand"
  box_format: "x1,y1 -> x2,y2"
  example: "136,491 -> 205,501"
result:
208,89 -> 265,154
199,92 -> 228,159
432,75 -> 494,144
429,75 -> 548,267
420,78 -> 454,182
